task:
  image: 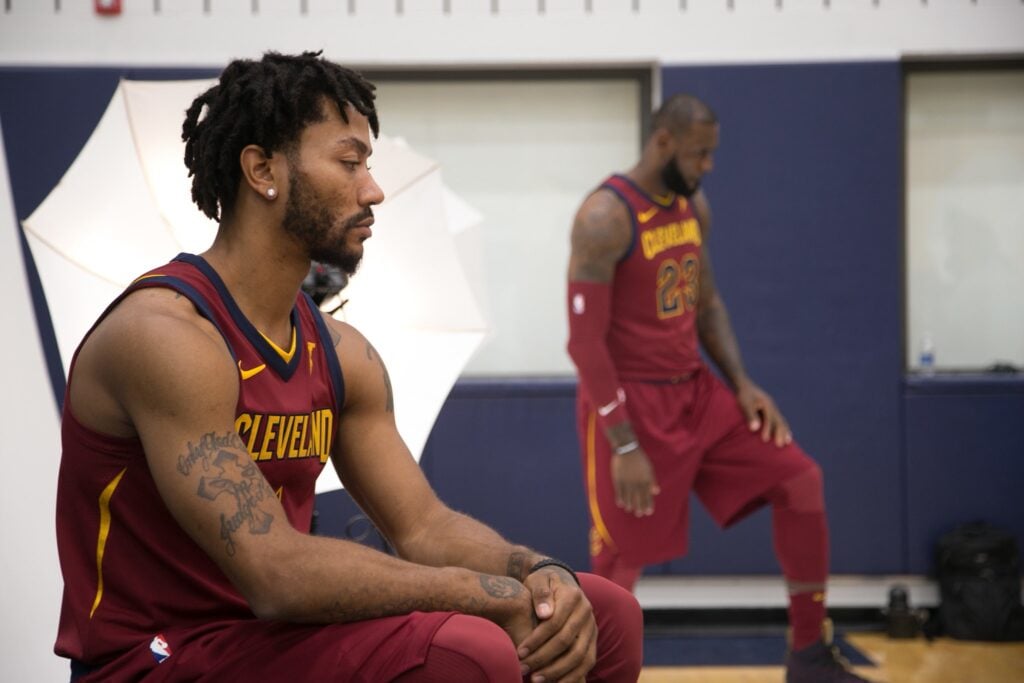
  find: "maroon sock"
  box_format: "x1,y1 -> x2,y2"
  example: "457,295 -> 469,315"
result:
788,589 -> 827,651
766,466 -> 830,651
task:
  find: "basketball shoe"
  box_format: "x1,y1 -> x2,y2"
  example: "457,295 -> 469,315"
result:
786,619 -> 874,683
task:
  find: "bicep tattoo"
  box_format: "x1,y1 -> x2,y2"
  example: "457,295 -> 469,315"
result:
178,431 -> 276,557
365,341 -> 395,413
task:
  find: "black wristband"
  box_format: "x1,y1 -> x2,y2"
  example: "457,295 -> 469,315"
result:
527,558 -> 580,586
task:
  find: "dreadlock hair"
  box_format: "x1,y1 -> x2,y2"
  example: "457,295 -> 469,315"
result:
182,50 -> 379,222
650,94 -> 717,139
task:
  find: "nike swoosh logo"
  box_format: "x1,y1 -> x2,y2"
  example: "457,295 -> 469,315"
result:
637,207 -> 659,224
238,360 -> 267,380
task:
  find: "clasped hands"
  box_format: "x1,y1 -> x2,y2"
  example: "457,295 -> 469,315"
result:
503,567 -> 596,683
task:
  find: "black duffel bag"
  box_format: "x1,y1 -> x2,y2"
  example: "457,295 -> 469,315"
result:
934,522 -> 1024,641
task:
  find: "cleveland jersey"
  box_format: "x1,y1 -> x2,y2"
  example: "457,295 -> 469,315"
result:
54,253 -> 345,665
602,175 -> 704,379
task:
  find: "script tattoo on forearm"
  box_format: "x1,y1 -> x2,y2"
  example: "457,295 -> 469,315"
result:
179,431 -> 275,556
507,551 -> 528,582
365,341 -> 395,413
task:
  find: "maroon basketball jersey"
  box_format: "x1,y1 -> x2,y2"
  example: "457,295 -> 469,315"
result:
601,175 -> 704,379
54,253 -> 344,665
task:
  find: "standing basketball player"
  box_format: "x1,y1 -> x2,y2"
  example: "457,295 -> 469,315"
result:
566,93 -> 870,682
54,51 -> 642,683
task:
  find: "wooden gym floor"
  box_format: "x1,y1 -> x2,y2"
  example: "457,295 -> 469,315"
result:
638,632 -> 1024,683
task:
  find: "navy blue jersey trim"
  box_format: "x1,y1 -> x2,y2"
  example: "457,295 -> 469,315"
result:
66,272 -> 236,388
126,275 -> 236,361
304,292 -> 346,427
599,180 -> 638,263
174,253 -> 302,381
611,173 -> 677,208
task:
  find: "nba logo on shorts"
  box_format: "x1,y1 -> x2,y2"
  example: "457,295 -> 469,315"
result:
149,634 -> 172,663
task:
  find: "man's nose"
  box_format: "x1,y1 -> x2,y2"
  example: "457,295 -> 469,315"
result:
361,174 -> 385,207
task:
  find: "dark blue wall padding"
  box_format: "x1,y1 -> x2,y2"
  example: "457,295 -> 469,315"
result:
904,376 -> 1024,574
420,380 -> 593,571
660,62 -> 905,573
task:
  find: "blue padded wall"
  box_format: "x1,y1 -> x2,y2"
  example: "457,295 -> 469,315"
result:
420,380 -> 592,571
904,376 -> 1024,574
660,62 -> 905,573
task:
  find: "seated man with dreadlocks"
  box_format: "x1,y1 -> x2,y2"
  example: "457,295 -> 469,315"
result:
53,51 -> 642,682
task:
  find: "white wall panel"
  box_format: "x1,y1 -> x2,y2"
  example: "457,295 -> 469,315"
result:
373,76 -> 641,374
906,69 -> 1024,371
0,1 -> 1020,66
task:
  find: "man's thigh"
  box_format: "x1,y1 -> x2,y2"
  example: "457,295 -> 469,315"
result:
692,373 -> 816,527
84,612 -> 454,682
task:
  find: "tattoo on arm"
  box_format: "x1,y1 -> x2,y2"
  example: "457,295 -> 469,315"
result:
365,341 -> 395,413
178,431 -> 276,557
323,575 -> 521,622
506,551 -> 528,582
479,574 -> 525,599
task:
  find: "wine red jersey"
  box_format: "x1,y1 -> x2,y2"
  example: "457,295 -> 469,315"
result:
601,175 -> 704,380
55,253 -> 344,665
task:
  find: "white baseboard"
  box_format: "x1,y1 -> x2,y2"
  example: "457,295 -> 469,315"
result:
635,575 -> 940,610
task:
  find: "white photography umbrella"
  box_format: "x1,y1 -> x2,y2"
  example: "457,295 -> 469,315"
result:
22,79 -> 488,493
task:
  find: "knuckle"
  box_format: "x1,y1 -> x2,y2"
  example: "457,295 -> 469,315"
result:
553,633 -> 573,650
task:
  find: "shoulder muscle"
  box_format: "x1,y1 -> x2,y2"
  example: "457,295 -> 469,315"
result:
569,188 -> 632,283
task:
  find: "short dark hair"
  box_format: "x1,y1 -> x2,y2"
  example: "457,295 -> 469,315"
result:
182,50 -> 379,221
651,94 -> 717,137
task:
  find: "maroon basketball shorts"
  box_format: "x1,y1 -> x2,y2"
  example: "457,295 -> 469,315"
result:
77,574 -> 641,682
578,366 -> 816,567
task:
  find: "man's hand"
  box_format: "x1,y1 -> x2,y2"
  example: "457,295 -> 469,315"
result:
735,381 -> 792,448
612,448 -> 660,517
488,575 -> 539,651
516,567 -> 597,683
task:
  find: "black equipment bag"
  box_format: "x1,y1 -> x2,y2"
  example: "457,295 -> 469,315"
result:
935,522 -> 1024,641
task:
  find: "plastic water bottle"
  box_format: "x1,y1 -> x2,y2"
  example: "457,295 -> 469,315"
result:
919,334 -> 935,375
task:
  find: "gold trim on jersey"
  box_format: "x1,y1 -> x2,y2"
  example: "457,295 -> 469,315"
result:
259,326 -> 297,363
90,467 -> 127,618
586,412 -> 617,555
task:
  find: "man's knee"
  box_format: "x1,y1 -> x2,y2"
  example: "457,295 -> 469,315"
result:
579,573 -> 644,681
396,614 -> 521,683
769,463 -> 825,513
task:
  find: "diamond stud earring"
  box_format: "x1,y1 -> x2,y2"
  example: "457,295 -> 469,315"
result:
267,187 -> 277,199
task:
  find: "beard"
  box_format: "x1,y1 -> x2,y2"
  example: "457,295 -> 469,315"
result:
281,167 -> 371,276
660,159 -> 700,198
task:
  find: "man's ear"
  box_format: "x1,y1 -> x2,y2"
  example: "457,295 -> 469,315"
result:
651,128 -> 675,155
239,144 -> 282,201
